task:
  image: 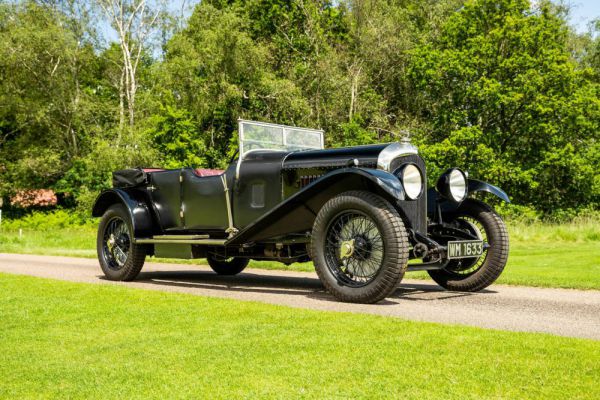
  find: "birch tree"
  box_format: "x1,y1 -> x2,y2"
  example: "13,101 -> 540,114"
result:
97,0 -> 165,130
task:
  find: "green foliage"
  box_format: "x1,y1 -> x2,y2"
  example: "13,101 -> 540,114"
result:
55,134 -> 158,211
148,106 -> 206,169
338,116 -> 379,147
409,0 -> 599,214
0,2 -> 101,194
0,210 -> 92,230
155,1 -> 315,166
0,0 -> 598,215
0,1 -> 159,206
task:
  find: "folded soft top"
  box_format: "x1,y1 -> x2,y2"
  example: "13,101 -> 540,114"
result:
112,168 -> 153,188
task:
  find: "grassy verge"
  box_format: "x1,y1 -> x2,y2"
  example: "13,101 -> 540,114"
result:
0,273 -> 598,399
0,219 -> 599,289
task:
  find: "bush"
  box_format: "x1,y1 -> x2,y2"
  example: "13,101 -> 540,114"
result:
0,210 -> 93,231
495,203 -> 541,223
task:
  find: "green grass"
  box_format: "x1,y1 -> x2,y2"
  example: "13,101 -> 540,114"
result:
0,273 -> 598,399
407,242 -> 600,289
0,219 -> 599,289
0,227 -> 96,258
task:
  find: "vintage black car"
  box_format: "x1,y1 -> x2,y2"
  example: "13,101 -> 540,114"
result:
93,119 -> 510,303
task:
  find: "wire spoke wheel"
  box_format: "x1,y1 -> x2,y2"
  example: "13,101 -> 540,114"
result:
428,199 -> 509,292
324,211 -> 385,287
97,204 -> 146,281
444,216 -> 489,276
312,191 -> 409,303
102,216 -> 131,271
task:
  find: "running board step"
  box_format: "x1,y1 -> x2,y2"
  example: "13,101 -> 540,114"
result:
152,235 -> 209,240
135,235 -> 226,245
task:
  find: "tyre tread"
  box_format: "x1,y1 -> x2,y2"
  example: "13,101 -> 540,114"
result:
97,204 -> 146,281
428,199 -> 509,291
207,256 -> 249,275
311,190 -> 409,303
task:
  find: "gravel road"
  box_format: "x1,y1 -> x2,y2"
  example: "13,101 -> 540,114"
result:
1,253 -> 599,340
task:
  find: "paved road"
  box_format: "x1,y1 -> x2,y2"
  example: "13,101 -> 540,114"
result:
1,253 -> 599,340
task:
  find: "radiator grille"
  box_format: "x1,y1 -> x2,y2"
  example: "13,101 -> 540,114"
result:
298,174 -> 323,188
391,154 -> 427,233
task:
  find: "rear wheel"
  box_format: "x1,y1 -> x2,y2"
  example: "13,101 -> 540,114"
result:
311,191 -> 409,303
97,204 -> 146,281
207,255 -> 249,275
428,199 -> 509,291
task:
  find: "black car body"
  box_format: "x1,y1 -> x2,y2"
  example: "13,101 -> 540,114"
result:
93,120 -> 510,303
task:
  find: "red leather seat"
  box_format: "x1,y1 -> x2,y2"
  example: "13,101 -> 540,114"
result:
194,168 -> 225,177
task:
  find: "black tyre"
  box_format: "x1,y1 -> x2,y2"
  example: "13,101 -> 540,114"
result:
207,255 -> 249,275
97,204 -> 146,281
311,191 -> 409,303
428,199 -> 509,291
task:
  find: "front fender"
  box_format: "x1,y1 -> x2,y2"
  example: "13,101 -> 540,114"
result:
334,167 -> 406,200
468,179 -> 510,203
92,188 -> 155,238
227,167 -> 405,245
428,179 -> 509,217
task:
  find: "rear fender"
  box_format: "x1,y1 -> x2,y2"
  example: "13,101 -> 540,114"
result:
227,167 -> 406,245
91,188 -> 155,238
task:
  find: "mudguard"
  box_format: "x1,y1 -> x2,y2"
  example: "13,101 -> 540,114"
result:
428,179 -> 510,216
91,188 -> 155,238
227,167 -> 406,245
468,179 -> 510,203
335,167 -> 406,200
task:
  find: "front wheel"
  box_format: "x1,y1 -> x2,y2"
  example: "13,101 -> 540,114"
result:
428,199 -> 509,291
311,191 -> 409,303
97,204 -> 146,281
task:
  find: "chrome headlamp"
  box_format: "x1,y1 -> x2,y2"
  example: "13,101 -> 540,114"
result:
437,168 -> 468,202
399,164 -> 423,200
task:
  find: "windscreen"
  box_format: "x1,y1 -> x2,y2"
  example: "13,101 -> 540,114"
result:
239,120 -> 324,157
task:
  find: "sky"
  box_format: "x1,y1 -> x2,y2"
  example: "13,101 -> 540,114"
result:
567,0 -> 600,33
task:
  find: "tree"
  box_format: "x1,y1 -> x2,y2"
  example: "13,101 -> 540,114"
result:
408,0 -> 599,212
0,2 -> 100,194
0,0 -> 597,215
155,1 -> 313,167
97,0 -> 166,129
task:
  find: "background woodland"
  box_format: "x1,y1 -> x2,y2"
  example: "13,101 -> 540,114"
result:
0,0 -> 598,218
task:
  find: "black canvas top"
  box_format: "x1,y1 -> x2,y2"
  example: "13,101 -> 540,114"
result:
112,168 -> 147,188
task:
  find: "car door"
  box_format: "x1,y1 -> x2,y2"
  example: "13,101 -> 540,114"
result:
147,169 -> 183,231
232,151 -> 287,228
180,168 -> 230,231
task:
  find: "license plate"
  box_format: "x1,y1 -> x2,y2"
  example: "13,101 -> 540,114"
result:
447,240 -> 484,259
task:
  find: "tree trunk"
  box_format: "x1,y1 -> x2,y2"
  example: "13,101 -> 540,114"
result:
119,67 -> 125,138
349,65 -> 361,122
128,78 -> 136,127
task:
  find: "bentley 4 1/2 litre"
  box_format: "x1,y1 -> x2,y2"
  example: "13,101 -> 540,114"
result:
93,120 -> 509,303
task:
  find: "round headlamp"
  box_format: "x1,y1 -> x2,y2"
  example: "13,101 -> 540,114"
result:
400,164 -> 423,200
436,168 -> 468,202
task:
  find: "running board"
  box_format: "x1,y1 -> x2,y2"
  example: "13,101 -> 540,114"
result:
153,235 -> 209,240
135,235 -> 226,245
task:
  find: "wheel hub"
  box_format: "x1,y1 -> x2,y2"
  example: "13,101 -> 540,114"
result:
107,234 -> 116,251
339,239 -> 355,259
353,236 -> 371,260
326,211 -> 385,287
